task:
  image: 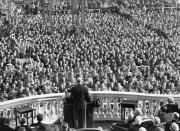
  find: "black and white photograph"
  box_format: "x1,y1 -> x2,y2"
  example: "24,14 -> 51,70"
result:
0,0 -> 180,131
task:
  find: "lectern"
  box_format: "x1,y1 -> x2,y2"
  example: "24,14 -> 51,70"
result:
121,100 -> 138,120
14,106 -> 34,127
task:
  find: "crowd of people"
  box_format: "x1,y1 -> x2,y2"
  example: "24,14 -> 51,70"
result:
0,0 -> 180,102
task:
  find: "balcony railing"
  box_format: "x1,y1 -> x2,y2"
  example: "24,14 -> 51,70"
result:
0,91 -> 180,126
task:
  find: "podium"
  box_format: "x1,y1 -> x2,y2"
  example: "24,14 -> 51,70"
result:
63,98 -> 94,128
14,106 -> 34,127
121,100 -> 138,120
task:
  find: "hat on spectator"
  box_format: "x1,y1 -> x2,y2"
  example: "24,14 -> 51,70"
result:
170,122 -> 179,131
77,77 -> 82,82
37,114 -> 43,122
19,117 -> 26,125
155,127 -> 165,131
172,112 -> 180,120
61,122 -> 69,130
168,97 -> 175,104
135,116 -> 142,125
139,127 -> 146,131
153,117 -> 161,126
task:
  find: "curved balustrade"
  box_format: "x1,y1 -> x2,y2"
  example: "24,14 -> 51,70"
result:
0,91 -> 180,126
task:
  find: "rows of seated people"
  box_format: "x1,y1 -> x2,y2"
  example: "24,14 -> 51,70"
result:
108,97 -> 180,131
0,113 -> 103,131
0,0 -> 180,102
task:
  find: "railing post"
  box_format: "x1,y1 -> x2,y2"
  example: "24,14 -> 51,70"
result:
51,100 -> 56,117
113,99 -> 119,119
148,100 -> 154,118
99,98 -> 106,119
10,108 -> 14,120
142,100 -> 147,116
43,101 -> 48,117
57,99 -> 63,118
106,98 -> 113,119
154,100 -> 160,116
37,102 -> 41,114
3,109 -> 7,118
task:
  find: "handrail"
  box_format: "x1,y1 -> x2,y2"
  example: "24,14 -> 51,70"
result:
1,92 -> 180,109
1,91 -> 180,123
0,93 -> 64,109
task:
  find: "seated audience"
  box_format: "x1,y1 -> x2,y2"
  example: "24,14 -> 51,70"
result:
127,108 -> 143,126
170,122 -> 179,131
148,117 -> 164,131
128,116 -> 143,131
165,112 -> 180,131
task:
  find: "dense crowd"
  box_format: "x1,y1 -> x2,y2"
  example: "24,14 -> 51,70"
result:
0,0 -> 180,101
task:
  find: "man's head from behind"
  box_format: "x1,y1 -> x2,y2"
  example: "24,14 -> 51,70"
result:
155,127 -> 165,131
168,97 -> 175,104
61,122 -> 69,131
37,114 -> 43,122
76,76 -> 83,84
19,117 -> 26,125
153,117 -> 161,126
170,122 -> 179,131
171,112 -> 180,121
18,127 -> 26,131
139,127 -> 146,131
135,116 -> 143,125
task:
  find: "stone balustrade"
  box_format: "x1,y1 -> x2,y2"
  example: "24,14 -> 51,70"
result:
0,91 -> 180,126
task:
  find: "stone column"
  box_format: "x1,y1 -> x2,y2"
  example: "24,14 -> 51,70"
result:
106,98 -> 113,119
113,99 -> 119,119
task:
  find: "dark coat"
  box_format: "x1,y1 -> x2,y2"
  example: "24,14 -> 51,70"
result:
128,124 -> 142,131
165,120 -> 180,131
70,83 -> 91,110
164,103 -> 178,113
0,125 -> 15,131
148,125 -> 164,131
15,125 -> 32,131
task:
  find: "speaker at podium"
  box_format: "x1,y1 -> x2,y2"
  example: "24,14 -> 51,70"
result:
63,97 -> 94,128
